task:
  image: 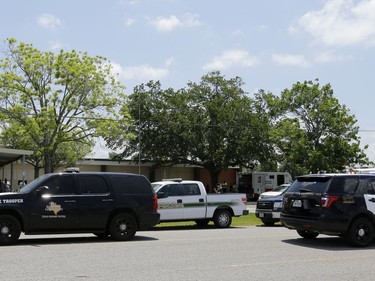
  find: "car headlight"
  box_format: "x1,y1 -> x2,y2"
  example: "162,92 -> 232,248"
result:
273,201 -> 282,210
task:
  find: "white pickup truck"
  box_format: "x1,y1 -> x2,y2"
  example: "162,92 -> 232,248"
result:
151,179 -> 249,228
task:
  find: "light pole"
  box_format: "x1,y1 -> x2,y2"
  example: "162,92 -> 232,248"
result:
138,90 -> 141,174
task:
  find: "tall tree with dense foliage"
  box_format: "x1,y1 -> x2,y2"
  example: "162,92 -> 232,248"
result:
271,80 -> 370,176
112,71 -> 273,189
0,38 -> 128,176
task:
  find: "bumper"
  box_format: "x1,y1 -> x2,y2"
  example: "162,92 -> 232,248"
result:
280,214 -> 348,235
138,213 -> 160,230
255,210 -> 280,220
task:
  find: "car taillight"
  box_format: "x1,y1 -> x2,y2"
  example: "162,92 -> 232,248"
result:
152,194 -> 158,211
321,195 -> 339,208
242,197 -> 247,205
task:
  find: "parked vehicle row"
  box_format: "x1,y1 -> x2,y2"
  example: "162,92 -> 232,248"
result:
4,171 -> 375,248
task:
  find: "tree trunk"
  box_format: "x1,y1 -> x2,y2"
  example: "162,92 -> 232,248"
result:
207,167 -> 220,193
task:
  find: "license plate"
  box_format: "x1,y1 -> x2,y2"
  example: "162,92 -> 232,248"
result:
292,200 -> 302,207
259,213 -> 264,218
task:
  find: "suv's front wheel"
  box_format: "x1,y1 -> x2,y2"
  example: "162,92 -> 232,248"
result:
345,217 -> 374,247
109,213 -> 137,241
0,215 -> 21,246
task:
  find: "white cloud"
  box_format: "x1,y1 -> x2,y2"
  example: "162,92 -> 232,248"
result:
37,14 -> 61,29
151,13 -> 201,32
291,0 -> 375,47
203,49 -> 259,70
111,62 -> 169,82
48,41 -> 64,51
314,51 -> 347,63
125,18 -> 136,27
272,54 -> 311,67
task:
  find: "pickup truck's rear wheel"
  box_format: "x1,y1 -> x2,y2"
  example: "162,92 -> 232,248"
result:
109,213 -> 137,241
0,215 -> 21,246
213,210 -> 232,228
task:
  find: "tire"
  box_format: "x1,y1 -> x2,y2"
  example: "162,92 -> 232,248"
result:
345,218 -> 374,247
109,213 -> 137,241
0,215 -> 21,246
297,230 -> 319,239
213,210 -> 232,228
261,220 -> 275,226
195,219 -> 210,227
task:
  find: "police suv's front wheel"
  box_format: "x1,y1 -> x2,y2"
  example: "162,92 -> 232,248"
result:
0,215 -> 21,246
345,217 -> 374,247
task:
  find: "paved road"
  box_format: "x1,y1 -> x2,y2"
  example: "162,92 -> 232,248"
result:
2,226 -> 375,281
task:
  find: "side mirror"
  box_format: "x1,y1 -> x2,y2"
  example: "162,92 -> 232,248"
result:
157,191 -> 166,199
37,186 -> 50,196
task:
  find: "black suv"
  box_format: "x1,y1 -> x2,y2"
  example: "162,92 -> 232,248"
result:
0,172 -> 160,245
280,174 -> 375,247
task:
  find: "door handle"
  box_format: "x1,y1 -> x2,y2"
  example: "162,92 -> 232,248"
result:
368,198 -> 375,203
199,198 -> 204,202
177,199 -> 182,203
102,199 -> 114,202
64,200 -> 76,203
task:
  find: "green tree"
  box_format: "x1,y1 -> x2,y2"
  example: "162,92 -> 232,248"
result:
0,38 -> 128,176
273,80 -> 370,175
113,71 -> 273,189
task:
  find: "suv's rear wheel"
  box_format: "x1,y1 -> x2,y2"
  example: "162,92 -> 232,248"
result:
0,215 -> 21,246
297,230 -> 319,239
109,213 -> 137,241
345,217 -> 374,247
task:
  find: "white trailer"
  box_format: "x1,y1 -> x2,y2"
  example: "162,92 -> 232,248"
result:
236,171 -> 292,201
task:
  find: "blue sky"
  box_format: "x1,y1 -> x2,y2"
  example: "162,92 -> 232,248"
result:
1,0 -> 375,161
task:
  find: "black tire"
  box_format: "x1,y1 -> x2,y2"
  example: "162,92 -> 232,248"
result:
261,220 -> 275,226
195,219 -> 210,227
345,218 -> 374,247
213,210 -> 232,228
297,230 -> 319,239
0,215 -> 21,246
109,213 -> 137,241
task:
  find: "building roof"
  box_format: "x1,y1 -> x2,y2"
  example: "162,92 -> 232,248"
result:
0,147 -> 33,168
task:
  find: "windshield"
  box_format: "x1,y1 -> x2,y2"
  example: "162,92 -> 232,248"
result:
18,174 -> 51,194
286,177 -> 331,193
272,185 -> 290,192
151,183 -> 162,192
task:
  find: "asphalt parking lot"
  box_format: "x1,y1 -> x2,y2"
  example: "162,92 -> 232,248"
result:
3,225 -> 375,281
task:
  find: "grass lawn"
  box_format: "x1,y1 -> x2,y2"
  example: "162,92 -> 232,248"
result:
153,213 -> 273,229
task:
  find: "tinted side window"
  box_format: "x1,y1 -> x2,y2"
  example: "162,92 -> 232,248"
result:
157,184 -> 180,197
365,179 -> 375,195
80,175 -> 109,194
328,177 -> 359,194
43,175 -> 75,195
182,184 -> 201,196
110,175 -> 152,195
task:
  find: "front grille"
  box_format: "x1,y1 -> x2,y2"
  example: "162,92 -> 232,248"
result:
257,201 -> 273,210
